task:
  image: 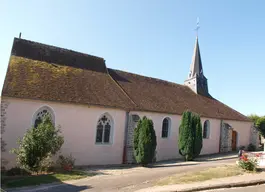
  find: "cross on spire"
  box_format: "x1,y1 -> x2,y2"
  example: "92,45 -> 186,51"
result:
195,17 -> 200,37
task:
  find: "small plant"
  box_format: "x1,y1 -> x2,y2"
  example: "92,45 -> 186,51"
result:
11,115 -> 64,173
5,167 -> 31,176
247,143 -> 256,151
238,153 -> 258,171
56,154 -> 76,171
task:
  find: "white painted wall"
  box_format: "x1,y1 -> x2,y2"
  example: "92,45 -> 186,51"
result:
200,117 -> 221,155
2,98 -> 127,168
224,120 -> 252,148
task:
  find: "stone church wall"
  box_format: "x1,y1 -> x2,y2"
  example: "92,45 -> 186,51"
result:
220,121 -> 228,152
125,114 -> 140,163
250,124 -> 259,148
1,97 -> 10,169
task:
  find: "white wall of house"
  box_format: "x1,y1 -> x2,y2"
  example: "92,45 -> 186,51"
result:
1,97 -> 127,168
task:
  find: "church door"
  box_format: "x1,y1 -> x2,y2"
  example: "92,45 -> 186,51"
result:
232,131 -> 237,151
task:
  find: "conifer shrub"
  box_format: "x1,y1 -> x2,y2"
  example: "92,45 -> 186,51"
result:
178,110 -> 203,161
193,113 -> 203,158
133,119 -> 141,162
133,116 -> 157,166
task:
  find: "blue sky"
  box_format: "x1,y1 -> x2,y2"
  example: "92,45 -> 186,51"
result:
0,0 -> 264,116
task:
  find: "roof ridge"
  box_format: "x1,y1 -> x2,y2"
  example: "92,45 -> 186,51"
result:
107,68 -> 138,108
109,68 -> 188,88
13,37 -> 105,61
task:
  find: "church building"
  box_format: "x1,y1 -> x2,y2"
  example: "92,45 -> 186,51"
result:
1,36 -> 258,168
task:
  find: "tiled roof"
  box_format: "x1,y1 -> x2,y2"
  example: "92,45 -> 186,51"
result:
108,69 -> 250,121
1,38 -> 251,122
2,56 -> 136,110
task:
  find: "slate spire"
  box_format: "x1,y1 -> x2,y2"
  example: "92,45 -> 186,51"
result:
189,36 -> 203,78
184,36 -> 210,97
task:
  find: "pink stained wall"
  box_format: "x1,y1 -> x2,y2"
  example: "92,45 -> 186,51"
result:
129,111 -> 182,161
2,97 -> 127,168
129,112 -> 222,160
1,97 -> 252,168
200,117 -> 221,155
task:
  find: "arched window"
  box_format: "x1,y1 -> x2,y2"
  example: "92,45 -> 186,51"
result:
162,117 -> 171,138
33,106 -> 55,128
96,114 -> 113,144
203,120 -> 210,139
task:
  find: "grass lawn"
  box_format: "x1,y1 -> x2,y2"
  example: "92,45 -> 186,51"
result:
156,165 -> 245,186
1,170 -> 94,189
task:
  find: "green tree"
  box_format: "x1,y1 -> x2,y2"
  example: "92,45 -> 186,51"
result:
178,110 -> 203,161
256,117 -> 265,138
134,116 -> 157,166
133,119 -> 142,161
192,113 -> 203,158
248,114 -> 265,138
178,111 -> 194,161
11,115 -> 64,173
248,114 -> 261,126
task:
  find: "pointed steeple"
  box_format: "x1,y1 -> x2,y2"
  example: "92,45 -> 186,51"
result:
184,36 -> 210,97
189,36 -> 203,78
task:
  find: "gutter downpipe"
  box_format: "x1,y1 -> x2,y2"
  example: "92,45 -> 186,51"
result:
122,111 -> 130,164
219,120 -> 223,153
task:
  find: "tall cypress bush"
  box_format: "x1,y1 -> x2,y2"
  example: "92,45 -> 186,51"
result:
133,116 -> 157,166
178,111 -> 194,161
133,119 -> 141,161
192,113 -> 203,158
178,111 -> 203,161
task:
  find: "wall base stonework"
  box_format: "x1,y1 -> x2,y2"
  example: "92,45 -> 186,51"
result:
1,98 -> 10,169
250,124 -> 259,148
220,120 -> 232,153
125,114 -> 140,163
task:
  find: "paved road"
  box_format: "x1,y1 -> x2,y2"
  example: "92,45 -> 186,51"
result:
8,155 -> 238,192
203,184 -> 265,192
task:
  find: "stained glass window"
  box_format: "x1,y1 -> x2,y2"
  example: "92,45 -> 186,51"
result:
96,114 -> 112,144
203,120 -> 210,139
162,118 -> 170,138
33,107 -> 54,128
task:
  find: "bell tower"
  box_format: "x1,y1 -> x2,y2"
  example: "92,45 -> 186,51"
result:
184,35 -> 210,97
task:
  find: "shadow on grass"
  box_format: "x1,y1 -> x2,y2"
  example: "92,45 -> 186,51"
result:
1,171 -> 95,190
21,183 -> 93,192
